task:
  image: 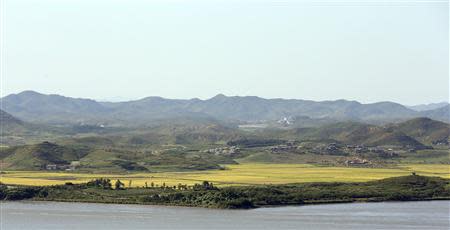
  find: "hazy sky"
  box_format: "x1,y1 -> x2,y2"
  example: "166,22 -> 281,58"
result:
1,0 -> 448,105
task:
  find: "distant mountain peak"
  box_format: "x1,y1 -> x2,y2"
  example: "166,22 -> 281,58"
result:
210,93 -> 227,100
11,90 -> 44,97
140,96 -> 166,101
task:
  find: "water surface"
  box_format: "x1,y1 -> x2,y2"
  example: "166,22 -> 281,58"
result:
1,201 -> 449,230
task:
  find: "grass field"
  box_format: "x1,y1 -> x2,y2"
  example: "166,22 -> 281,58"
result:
1,163 -> 449,187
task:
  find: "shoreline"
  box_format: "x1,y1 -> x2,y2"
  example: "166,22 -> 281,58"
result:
35,196 -> 450,209
3,198 -> 450,211
1,175 -> 449,209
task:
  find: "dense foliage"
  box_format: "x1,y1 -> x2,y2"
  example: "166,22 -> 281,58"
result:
227,139 -> 286,148
1,175 -> 448,209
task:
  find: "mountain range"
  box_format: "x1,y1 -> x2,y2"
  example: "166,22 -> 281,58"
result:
408,102 -> 449,111
2,91 -> 449,125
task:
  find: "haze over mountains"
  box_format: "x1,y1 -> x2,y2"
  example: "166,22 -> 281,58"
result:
0,109 -> 26,133
408,102 -> 449,112
1,91 -> 449,171
1,91 -> 449,126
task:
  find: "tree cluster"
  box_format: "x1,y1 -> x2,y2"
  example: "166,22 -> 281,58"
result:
87,178 -> 112,189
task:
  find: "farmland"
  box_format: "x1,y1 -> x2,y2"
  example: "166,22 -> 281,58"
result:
1,163 -> 448,187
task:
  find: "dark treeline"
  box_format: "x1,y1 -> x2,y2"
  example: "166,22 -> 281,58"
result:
227,139 -> 286,148
1,175 -> 449,209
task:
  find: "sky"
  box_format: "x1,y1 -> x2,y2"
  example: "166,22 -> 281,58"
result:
0,0 -> 448,105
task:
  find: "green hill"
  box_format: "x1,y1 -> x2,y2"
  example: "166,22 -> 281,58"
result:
0,142 -> 90,170
391,117 -> 450,145
59,136 -> 116,147
338,125 -> 426,148
0,116 -> 447,172
292,122 -> 370,141
289,121 -> 427,148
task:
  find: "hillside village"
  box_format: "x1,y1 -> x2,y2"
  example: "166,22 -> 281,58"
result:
0,91 -> 448,173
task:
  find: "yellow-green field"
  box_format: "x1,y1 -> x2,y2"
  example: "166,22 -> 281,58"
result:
1,163 -> 449,187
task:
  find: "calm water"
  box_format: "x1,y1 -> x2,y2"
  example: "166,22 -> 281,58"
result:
0,201 -> 449,230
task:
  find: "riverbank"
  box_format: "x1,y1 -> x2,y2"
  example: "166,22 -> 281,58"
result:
1,175 -> 449,209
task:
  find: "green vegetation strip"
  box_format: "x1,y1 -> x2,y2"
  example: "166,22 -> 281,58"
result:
1,175 -> 449,209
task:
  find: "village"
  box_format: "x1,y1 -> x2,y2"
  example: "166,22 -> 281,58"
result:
198,139 -> 430,168
45,161 -> 80,171
200,146 -> 241,156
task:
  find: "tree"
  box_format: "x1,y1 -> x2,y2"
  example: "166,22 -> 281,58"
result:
115,180 -> 124,190
193,181 -> 215,191
87,178 -> 112,189
202,181 -> 214,189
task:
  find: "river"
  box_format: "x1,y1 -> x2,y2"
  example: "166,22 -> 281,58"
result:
1,201 -> 449,229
